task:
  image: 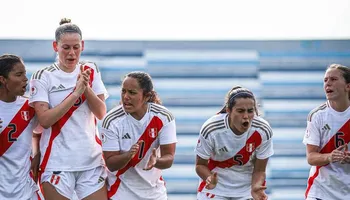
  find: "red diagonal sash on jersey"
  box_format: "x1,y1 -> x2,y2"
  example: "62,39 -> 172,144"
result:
39,66 -> 94,173
305,119 -> 350,198
108,116 -> 164,198
198,130 -> 262,192
0,100 -> 35,156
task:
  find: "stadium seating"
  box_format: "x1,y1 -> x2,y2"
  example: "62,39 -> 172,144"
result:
2,39 -> 350,200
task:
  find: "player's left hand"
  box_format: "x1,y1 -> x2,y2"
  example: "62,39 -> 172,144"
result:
143,148 -> 157,170
251,185 -> 268,200
30,152 -> 41,183
340,150 -> 350,164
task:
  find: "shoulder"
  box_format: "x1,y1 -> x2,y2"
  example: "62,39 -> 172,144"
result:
80,61 -> 100,73
102,105 -> 126,129
251,116 -> 273,140
307,102 -> 327,122
200,114 -> 228,139
31,63 -> 60,80
149,103 -> 175,123
16,96 -> 29,105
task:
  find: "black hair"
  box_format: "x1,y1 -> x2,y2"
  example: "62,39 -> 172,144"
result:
218,86 -> 258,115
124,71 -> 162,105
0,54 -> 23,86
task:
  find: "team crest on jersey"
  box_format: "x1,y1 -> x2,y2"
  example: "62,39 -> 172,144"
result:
21,111 -> 30,121
149,128 -> 158,138
246,143 -> 255,153
30,86 -> 37,96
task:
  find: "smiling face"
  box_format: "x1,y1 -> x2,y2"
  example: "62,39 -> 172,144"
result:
324,68 -> 350,102
0,61 -> 28,98
121,77 -> 149,120
226,97 -> 255,135
53,33 -> 84,72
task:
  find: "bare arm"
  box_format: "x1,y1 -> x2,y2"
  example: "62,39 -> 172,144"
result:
103,151 -> 133,172
33,95 -> 81,129
153,143 -> 176,169
252,158 -> 268,189
31,132 -> 41,183
306,144 -> 346,166
142,143 -> 177,170
33,66 -> 89,129
103,141 -> 142,172
84,88 -> 106,120
195,155 -> 212,181
195,155 -> 217,189
251,158 -> 268,200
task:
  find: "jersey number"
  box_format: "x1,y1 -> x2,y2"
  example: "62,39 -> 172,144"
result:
74,97 -> 82,107
335,132 -> 345,148
138,141 -> 145,159
7,123 -> 17,142
233,154 -> 244,166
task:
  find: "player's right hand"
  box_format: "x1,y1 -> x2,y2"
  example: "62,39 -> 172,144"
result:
74,65 -> 91,95
30,152 -> 41,183
329,144 -> 347,163
128,140 -> 143,159
251,185 -> 268,200
205,172 -> 218,190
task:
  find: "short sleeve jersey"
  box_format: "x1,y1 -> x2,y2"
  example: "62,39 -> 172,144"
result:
303,102 -> 350,200
101,103 -> 177,199
195,113 -> 274,198
29,62 -> 108,171
0,96 -> 38,199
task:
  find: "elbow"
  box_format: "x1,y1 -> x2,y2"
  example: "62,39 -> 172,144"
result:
95,112 -> 105,120
307,158 -> 315,166
160,155 -> 175,169
94,108 -> 106,120
164,158 -> 175,169
306,155 -> 316,166
106,162 -> 117,172
36,114 -> 53,129
38,119 -> 51,129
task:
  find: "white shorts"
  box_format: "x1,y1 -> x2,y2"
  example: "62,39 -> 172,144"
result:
108,181 -> 167,200
197,192 -> 253,200
30,190 -> 44,200
41,166 -> 107,199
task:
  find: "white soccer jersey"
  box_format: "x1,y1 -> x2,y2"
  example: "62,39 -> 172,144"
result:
195,113 -> 274,198
0,96 -> 39,200
29,62 -> 108,171
303,101 -> 350,200
101,103 -> 177,200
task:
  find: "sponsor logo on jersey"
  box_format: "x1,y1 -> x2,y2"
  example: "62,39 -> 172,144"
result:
218,146 -> 228,152
122,133 -> 131,139
321,124 -> 331,131
98,176 -> 105,183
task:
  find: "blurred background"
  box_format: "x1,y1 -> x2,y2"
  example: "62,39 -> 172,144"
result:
1,0 -> 350,199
